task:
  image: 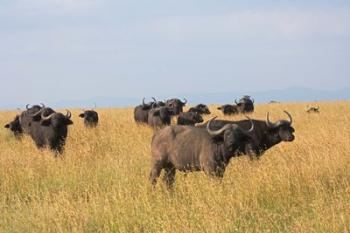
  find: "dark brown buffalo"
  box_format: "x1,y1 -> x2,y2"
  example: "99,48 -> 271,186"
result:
147,106 -> 173,128
200,111 -> 295,157
79,110 -> 99,127
177,111 -> 203,126
149,117 -> 254,188
28,110 -> 73,154
165,98 -> 187,115
4,104 -> 54,138
188,104 -> 211,115
134,98 -> 156,123
217,104 -> 239,115
235,95 -> 254,113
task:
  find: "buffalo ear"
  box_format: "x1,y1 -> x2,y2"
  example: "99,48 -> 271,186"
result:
4,124 -> 10,128
79,113 -> 85,118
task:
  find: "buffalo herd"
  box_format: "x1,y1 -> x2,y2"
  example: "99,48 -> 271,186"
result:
4,95 -> 301,189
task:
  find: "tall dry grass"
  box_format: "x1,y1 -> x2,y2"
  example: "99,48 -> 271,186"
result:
0,102 -> 349,233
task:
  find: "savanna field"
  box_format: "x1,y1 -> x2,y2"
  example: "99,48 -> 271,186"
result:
0,102 -> 349,233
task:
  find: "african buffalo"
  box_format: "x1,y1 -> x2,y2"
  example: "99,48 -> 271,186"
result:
28,110 -> 73,154
177,111 -> 203,126
199,111 -> 295,158
147,106 -> 173,128
149,117 -> 254,188
188,104 -> 211,115
4,104 -> 51,138
307,106 -> 319,113
134,98 -> 155,123
79,110 -> 99,127
217,104 -> 239,115
166,98 -> 187,115
235,95 -> 254,113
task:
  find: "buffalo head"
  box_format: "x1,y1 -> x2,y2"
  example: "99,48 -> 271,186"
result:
79,110 -> 99,127
40,110 -> 73,128
266,111 -> 295,142
207,116 -> 254,153
4,115 -> 23,137
166,98 -> 187,115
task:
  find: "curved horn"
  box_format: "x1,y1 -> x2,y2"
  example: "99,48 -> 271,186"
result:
234,99 -> 239,105
65,110 -> 72,119
30,108 -> 45,117
240,115 -> 254,133
266,112 -> 275,128
40,103 -> 45,108
182,98 -> 187,105
26,104 -> 30,110
206,117 -> 232,136
152,97 -> 157,103
251,98 -> 254,104
284,110 -> 293,125
41,112 -> 55,121
142,98 -> 146,106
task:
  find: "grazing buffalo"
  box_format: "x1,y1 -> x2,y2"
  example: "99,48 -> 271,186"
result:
148,106 -> 173,128
199,111 -> 295,158
177,111 -> 203,126
134,98 -> 156,123
188,104 -> 211,115
149,117 -> 255,188
307,106 -> 319,113
166,98 -> 187,115
235,95 -> 254,113
217,104 -> 239,115
4,115 -> 23,138
79,110 -> 99,127
29,110 -> 73,154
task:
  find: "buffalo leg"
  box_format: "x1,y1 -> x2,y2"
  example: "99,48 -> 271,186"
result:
163,164 -> 176,189
149,161 -> 163,186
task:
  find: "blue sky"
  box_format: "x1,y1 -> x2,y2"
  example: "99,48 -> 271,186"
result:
1,0 -> 350,106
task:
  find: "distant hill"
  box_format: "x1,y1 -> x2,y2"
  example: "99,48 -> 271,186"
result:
1,87 -> 349,110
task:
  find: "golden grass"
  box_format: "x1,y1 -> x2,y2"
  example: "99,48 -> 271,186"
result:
0,102 -> 349,233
